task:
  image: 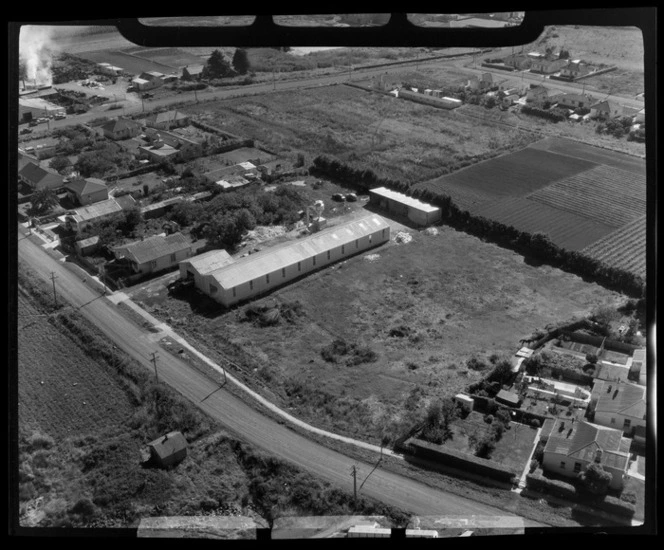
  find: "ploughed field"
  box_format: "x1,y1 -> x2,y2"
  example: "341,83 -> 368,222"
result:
413,137 -> 647,274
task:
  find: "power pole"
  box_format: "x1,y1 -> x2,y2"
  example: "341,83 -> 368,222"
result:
50,271 -> 58,307
350,465 -> 357,505
150,351 -> 159,382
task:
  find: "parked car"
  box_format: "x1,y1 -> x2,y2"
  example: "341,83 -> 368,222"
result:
332,193 -> 345,202
54,112 -> 66,120
28,120 -> 38,127
20,128 -> 33,135
345,193 -> 358,202
36,117 -> 48,123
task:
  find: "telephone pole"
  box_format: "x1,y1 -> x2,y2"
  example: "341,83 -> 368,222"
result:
350,465 -> 357,505
50,271 -> 58,307
150,351 -> 159,382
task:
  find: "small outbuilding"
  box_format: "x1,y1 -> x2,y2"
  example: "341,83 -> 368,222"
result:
495,389 -> 521,408
369,187 -> 441,227
145,431 -> 188,469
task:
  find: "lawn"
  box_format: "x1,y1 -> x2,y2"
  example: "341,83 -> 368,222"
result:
128,205 -> 624,446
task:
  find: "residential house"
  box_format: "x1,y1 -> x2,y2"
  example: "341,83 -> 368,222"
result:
633,108 -> 645,124
64,197 -> 125,235
181,64 -> 205,80
137,141 -> 180,163
145,110 -> 190,130
96,62 -> 123,76
18,161 -> 64,191
629,348 -> 646,385
526,85 -> 554,105
204,162 -> 260,190
502,53 -> 532,70
590,100 -> 624,120
113,232 -> 194,275
555,93 -> 595,111
64,177 -> 109,206
501,94 -> 519,108
559,60 -> 591,80
75,235 -> 100,256
590,380 -> 646,437
466,72 -> 493,91
131,71 -> 165,91
145,431 -> 188,469
530,56 -> 569,74
100,117 -> 142,141
541,419 -> 631,490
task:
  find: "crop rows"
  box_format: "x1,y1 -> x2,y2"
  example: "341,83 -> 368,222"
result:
581,215 -> 647,278
426,147 -> 598,202
527,165 -> 646,228
474,197 -> 617,251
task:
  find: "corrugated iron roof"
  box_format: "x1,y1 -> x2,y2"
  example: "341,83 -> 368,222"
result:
209,214 -> 390,289
65,177 -> 107,195
592,380 -> 646,418
69,197 -> 123,222
19,162 -> 63,189
101,117 -> 141,133
182,249 -> 235,275
370,187 -> 440,214
119,232 -> 191,265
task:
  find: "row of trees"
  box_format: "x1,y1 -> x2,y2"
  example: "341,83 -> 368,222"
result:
202,49 -> 250,80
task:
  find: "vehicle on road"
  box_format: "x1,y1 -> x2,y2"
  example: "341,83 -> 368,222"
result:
28,120 -> 38,127
20,128 -> 33,135
346,193 -> 358,202
54,112 -> 66,120
332,193 -> 345,202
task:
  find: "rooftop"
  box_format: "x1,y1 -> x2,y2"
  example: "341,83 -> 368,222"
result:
19,162 -> 64,189
65,177 -> 107,195
101,117 -> 141,133
370,187 -> 440,214
148,431 -> 187,460
116,232 -> 191,265
208,214 -> 390,289
68,197 -> 124,223
182,249 -> 235,275
544,419 -> 630,470
591,380 -> 646,419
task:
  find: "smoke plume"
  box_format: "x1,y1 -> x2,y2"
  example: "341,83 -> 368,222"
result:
19,26 -> 59,86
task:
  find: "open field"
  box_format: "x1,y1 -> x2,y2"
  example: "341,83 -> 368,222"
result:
130,216 -> 623,445
182,84 -> 539,184
75,49 -> 179,76
120,47 -> 205,69
581,215 -> 647,279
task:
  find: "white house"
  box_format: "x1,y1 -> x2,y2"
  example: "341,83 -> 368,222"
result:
590,380 -> 647,437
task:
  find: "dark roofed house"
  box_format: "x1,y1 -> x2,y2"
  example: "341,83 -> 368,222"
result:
541,419 -> 630,490
182,64 -> 204,80
495,389 -> 521,408
145,431 -> 188,469
590,100 -> 624,120
145,110 -> 190,130
19,161 -> 64,191
64,177 -> 109,206
113,232 -> 193,275
100,117 -> 142,140
590,380 -> 646,436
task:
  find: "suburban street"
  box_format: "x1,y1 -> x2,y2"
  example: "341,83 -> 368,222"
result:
17,228 -> 548,526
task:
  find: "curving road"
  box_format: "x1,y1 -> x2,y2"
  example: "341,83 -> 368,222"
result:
17,228 -> 546,525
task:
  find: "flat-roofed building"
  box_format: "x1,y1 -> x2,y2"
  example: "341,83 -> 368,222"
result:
199,214 -> 390,307
369,187 -> 441,227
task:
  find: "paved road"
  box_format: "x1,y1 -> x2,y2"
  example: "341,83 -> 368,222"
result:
17,228 -> 546,525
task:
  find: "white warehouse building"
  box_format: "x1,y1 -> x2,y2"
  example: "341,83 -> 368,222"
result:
179,249 -> 236,292
369,187 -> 441,227
187,214 -> 391,307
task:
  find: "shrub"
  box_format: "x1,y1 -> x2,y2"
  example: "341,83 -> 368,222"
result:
620,490 -> 637,505
577,462 -> 612,495
530,419 -> 541,429
484,414 -> 494,424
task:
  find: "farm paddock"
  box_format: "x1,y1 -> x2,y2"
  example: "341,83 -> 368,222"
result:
129,216 -> 624,444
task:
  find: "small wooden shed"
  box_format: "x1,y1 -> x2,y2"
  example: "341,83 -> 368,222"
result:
146,430 -> 188,469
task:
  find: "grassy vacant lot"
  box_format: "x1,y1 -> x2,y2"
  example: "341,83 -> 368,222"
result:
182,84 -> 538,184
130,210 -> 624,446
15,263 -> 409,529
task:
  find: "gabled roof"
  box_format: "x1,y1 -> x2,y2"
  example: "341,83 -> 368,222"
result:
591,100 -> 622,112
19,162 -> 64,190
592,380 -> 646,419
101,118 -> 141,134
544,419 -> 629,470
370,187 -> 440,214
182,249 -> 235,276
65,177 -> 107,195
208,214 -> 390,289
67,197 -> 123,223
148,431 -> 187,460
117,232 -> 191,265
146,110 -> 189,125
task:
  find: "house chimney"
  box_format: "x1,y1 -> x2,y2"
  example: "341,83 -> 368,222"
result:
594,448 -> 603,463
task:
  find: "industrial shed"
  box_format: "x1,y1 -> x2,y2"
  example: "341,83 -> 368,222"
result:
369,187 -> 441,227
200,214 -> 390,307
179,249 -> 235,292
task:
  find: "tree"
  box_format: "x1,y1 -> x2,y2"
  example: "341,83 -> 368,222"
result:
29,188 -> 59,215
484,95 -> 497,109
122,206 -> 143,234
577,462 -> 612,495
48,155 -> 71,174
203,49 -> 234,79
232,48 -> 250,75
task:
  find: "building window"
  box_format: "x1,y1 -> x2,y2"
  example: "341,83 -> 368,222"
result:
313,256 -> 316,266
282,268 -> 286,278
573,462 -> 582,473
610,417 -> 616,424
355,239 -> 359,249
170,253 -> 176,263
150,260 -> 157,269
210,284 -> 218,294
341,245 -> 345,255
327,250 -> 331,261
560,461 -> 566,469
232,288 -> 236,298
382,229 -> 386,239
369,235 -> 372,244
250,280 -> 253,290
298,262 -> 301,272
623,419 -> 631,430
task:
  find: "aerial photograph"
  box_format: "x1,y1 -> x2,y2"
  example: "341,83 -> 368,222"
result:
10,10 -> 656,540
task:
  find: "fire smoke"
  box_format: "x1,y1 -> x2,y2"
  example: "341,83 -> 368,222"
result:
19,25 -> 59,87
